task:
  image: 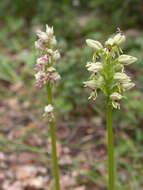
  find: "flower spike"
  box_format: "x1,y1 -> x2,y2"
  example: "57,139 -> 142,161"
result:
84,31 -> 137,109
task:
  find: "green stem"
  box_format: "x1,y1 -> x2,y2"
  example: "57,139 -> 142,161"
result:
106,99 -> 114,190
47,82 -> 60,190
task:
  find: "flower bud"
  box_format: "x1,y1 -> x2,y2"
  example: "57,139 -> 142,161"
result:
51,36 -> 57,47
86,62 -> 103,73
83,80 -> 97,89
35,40 -> 43,50
105,37 -> 114,46
113,33 -> 126,45
46,25 -> 54,36
114,72 -> 131,83
110,92 -> 122,101
86,39 -> 103,50
122,82 -> 135,90
36,30 -> 48,41
53,50 -> 61,61
118,54 -> 137,65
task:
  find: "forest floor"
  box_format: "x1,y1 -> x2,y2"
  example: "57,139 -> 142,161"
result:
0,82 -> 108,190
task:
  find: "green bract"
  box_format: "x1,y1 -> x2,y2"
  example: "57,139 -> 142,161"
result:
84,32 -> 137,109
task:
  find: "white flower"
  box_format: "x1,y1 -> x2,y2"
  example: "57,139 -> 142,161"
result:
83,80 -> 97,89
35,71 -> 48,87
44,104 -> 54,113
86,39 -> 103,50
35,25 -> 61,89
110,92 -> 122,109
112,101 -> 120,109
46,25 -> 54,36
110,92 -> 122,101
51,36 -> 57,47
88,90 -> 97,100
37,55 -> 49,64
35,40 -> 43,50
53,50 -> 61,61
85,31 -> 137,109
118,54 -> 137,65
47,67 -> 61,82
53,72 -> 61,81
86,62 -> 103,73
47,66 -> 56,72
36,30 -> 48,41
122,82 -> 135,90
43,104 -> 54,121
35,71 -> 42,80
47,49 -> 54,55
113,33 -> 126,45
105,37 -> 114,46
114,72 -> 131,83
105,33 -> 125,46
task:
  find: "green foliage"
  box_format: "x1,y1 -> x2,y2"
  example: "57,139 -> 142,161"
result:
55,46 -> 91,113
1,0 -> 142,45
0,55 -> 20,83
0,0 -> 78,42
89,0 -> 143,28
0,50 -> 36,84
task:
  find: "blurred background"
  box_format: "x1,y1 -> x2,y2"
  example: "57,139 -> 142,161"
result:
0,0 -> 143,189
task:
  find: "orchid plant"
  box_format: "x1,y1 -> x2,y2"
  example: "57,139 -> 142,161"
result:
84,31 -> 137,189
35,25 -> 61,190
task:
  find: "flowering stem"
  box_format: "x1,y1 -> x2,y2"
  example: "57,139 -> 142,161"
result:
47,82 -> 60,190
106,99 -> 114,190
